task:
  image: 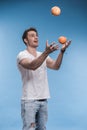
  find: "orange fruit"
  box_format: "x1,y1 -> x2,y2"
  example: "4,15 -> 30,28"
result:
51,6 -> 61,16
58,36 -> 67,44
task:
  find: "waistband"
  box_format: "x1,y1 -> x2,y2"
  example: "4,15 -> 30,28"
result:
37,99 -> 47,102
21,99 -> 47,102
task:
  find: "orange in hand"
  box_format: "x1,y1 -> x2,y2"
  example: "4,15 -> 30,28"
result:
58,36 -> 67,44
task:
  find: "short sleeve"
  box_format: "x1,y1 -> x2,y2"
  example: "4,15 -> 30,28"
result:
46,55 -> 52,61
17,51 -> 29,64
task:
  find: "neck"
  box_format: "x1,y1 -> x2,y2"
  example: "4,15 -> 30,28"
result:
26,46 -> 37,57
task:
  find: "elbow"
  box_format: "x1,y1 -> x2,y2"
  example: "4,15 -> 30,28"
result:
54,65 -> 61,70
53,62 -> 61,70
27,64 -> 38,70
32,68 -> 37,71
24,66 -> 37,71
30,68 -> 35,71
30,67 -> 37,71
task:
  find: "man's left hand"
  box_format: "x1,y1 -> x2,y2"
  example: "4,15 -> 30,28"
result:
61,40 -> 72,52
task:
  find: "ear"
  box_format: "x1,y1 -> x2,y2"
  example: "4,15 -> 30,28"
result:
24,38 -> 28,44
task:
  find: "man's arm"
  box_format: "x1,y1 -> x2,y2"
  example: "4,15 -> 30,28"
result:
19,41 -> 58,70
46,40 -> 71,70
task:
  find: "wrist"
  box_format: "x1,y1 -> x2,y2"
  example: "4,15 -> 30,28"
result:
61,49 -> 66,54
44,49 -> 51,55
44,50 -> 50,56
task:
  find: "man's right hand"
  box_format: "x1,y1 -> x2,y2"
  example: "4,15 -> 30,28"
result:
45,40 -> 59,54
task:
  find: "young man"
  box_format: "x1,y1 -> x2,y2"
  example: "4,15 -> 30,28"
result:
17,27 -> 71,130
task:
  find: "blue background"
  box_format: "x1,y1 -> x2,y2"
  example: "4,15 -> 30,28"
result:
0,0 -> 87,130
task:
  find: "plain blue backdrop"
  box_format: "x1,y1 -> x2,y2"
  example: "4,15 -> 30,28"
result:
0,0 -> 87,130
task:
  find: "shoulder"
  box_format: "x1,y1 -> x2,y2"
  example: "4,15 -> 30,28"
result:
17,49 -> 33,58
17,50 -> 29,63
17,50 -> 27,56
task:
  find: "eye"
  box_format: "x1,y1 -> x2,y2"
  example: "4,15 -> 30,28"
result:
31,34 -> 34,37
31,34 -> 36,37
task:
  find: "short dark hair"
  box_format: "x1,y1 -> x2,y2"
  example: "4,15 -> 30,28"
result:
22,27 -> 38,45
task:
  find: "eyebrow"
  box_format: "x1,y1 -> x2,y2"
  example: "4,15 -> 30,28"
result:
29,32 -> 38,36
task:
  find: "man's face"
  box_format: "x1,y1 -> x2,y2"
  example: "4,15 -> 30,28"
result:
25,31 -> 38,47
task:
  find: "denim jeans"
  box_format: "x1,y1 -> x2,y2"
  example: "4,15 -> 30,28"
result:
21,100 -> 48,130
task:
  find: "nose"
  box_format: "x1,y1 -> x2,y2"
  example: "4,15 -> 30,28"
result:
35,35 -> 38,39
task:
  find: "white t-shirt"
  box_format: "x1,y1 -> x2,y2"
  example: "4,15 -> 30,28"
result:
17,50 -> 50,100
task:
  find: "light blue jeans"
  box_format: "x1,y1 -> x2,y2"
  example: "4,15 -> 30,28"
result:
21,100 -> 48,130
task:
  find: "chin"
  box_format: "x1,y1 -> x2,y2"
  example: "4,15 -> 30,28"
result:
36,45 -> 39,48
35,43 -> 39,47
33,45 -> 38,48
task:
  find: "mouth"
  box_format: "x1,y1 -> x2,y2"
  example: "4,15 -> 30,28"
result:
34,40 -> 38,43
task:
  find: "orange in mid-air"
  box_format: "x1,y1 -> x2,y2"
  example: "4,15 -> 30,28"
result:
51,6 -> 61,16
58,36 -> 67,44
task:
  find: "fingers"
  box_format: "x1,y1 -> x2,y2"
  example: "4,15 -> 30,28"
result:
46,40 -> 59,53
50,42 -> 59,51
46,40 -> 49,47
65,40 -> 71,47
50,42 -> 56,47
61,40 -> 71,51
51,44 -> 59,50
46,41 -> 56,48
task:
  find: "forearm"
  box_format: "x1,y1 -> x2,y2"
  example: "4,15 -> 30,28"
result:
53,50 -> 65,70
27,50 -> 49,70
